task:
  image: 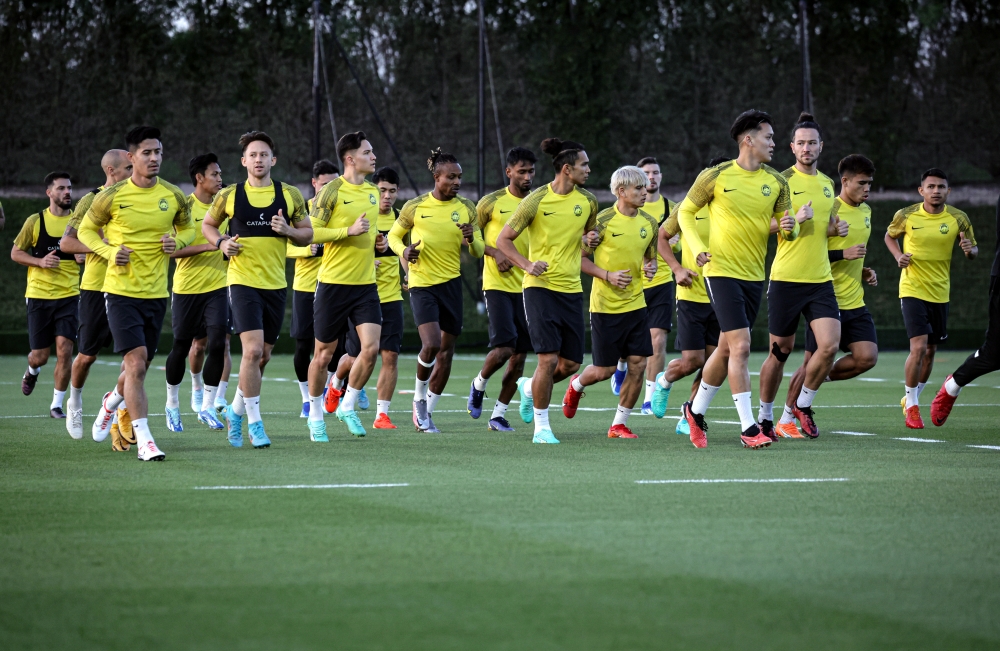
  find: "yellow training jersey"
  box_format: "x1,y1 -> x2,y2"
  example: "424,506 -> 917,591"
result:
641,196 -> 677,289
14,209 -> 80,299
506,183 -> 599,293
78,178 -> 193,299
827,199 -> 872,310
375,210 -> 403,303
311,177 -> 381,286
589,206 -> 659,314
287,198 -> 323,292
388,193 -> 484,288
208,181 -> 308,290
478,187 -> 528,293
68,187 -> 108,292
665,203 -> 711,303
172,194 -> 228,295
770,167 -> 837,283
887,203 -> 976,304
677,161 -> 794,281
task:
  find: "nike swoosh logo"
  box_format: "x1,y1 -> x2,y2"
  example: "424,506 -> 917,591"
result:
793,191 -> 806,195
500,210 -> 511,214
695,217 -> 707,221
344,200 -> 354,204
420,215 -> 433,219
611,233 -> 623,237
119,205 -> 132,209
911,227 -> 923,230
723,189 -> 735,193
543,211 -> 556,215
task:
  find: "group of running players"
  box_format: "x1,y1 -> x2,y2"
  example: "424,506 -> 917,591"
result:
11,109 -> 1000,460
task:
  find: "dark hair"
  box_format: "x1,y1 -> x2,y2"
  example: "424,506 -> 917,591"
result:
372,167 -> 400,186
792,111 -> 823,140
188,153 -> 219,184
125,126 -> 161,151
336,131 -> 368,163
427,147 -> 459,173
506,147 -> 537,168
708,156 -> 730,167
838,154 -> 875,178
729,110 -> 773,142
43,171 -> 71,187
636,156 -> 658,168
239,130 -> 275,155
921,167 -> 948,184
540,138 -> 585,172
312,159 -> 340,178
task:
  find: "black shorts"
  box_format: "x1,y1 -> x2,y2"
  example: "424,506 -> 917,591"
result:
523,286 -> 585,364
805,306 -> 877,353
674,299 -> 721,351
346,299 -> 404,357
590,309 -> 653,367
767,280 -> 840,337
27,296 -> 78,350
643,282 -> 675,332
410,277 -> 463,336
290,289 -> 315,341
705,277 -> 764,332
314,282 -> 382,345
105,294 -> 167,358
172,288 -> 229,341
484,289 -> 532,352
902,297 -> 949,345
77,289 -> 112,356
229,285 -> 286,345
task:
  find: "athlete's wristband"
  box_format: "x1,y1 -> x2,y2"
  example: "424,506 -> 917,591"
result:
215,237 -> 227,249
605,270 -> 609,282
828,249 -> 845,263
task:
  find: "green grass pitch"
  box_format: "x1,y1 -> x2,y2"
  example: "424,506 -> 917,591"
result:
1,350 -> 998,650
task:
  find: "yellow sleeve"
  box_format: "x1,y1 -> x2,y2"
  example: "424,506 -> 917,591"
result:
677,167 -> 717,255
476,192 -> 497,232
887,210 -> 907,239
507,188 -> 544,235
309,180 -> 349,243
286,186 -> 309,223
953,208 -> 977,245
663,202 -> 680,237
388,198 -> 417,256
462,197 -> 484,258
286,241 -> 312,259
13,213 -> 39,251
772,175 -> 798,242
78,189 -> 116,260
583,190 -> 600,233
67,192 -> 96,232
207,186 -> 233,223
170,186 -> 196,248
643,212 -> 659,259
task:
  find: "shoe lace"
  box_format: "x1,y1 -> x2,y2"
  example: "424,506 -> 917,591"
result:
759,419 -> 774,434
496,417 -> 510,427
799,406 -> 815,423
691,411 -> 708,432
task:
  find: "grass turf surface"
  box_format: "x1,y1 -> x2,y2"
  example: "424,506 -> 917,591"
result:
1,350 -> 998,650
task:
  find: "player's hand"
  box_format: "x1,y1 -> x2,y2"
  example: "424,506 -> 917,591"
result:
221,235 -> 243,257
401,276 -> 409,291
897,252 -> 912,268
695,252 -> 711,267
493,249 -> 513,272
347,213 -> 370,236
780,210 -> 796,233
270,209 -> 292,236
114,244 -> 133,266
309,243 -> 320,256
160,233 -> 177,254
862,267 -> 878,286
525,260 -> 548,276
673,267 -> 697,287
375,233 -> 388,252
796,200 -> 813,223
835,217 -> 849,237
374,259 -> 382,268
668,233 -> 681,247
38,250 -> 61,268
607,269 -> 632,288
843,243 -> 867,260
959,232 -> 974,255
403,240 -> 421,262
643,259 -> 657,280
583,230 -> 601,248
457,222 -> 474,243
74,253 -> 86,265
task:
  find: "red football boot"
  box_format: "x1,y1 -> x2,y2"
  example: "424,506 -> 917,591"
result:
930,376 -> 958,427
905,405 -> 924,429
608,424 -> 638,439
562,376 -> 584,419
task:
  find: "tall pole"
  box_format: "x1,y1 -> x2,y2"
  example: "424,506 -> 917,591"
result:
477,0 -> 485,199
312,0 -> 322,164
799,0 -> 813,114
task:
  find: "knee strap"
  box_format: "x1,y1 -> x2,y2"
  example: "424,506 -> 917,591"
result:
770,342 -> 791,363
417,355 -> 437,368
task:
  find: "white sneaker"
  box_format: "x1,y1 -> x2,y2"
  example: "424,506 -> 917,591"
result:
137,440 -> 166,462
92,393 -> 114,442
67,407 -> 84,439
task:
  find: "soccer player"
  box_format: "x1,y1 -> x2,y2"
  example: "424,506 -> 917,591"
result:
389,148 -> 484,433
561,166 -> 659,438
287,159 -> 339,417
60,150 -> 133,440
931,191 -> 1000,426
884,168 -> 977,428
331,166 -> 407,430
11,172 -> 78,420
756,113 -> 846,440
496,138 -> 600,444
202,131 -> 312,448
778,154 -> 880,437
79,126 -> 194,461
306,132 -> 385,440
467,147 -> 537,431
675,110 -> 802,449
161,153 -> 229,432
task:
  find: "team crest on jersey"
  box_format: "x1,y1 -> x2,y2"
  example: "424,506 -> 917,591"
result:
823,187 -> 832,198
158,198 -> 169,211
639,227 -> 648,239
761,185 -> 771,197
865,216 -> 871,228
574,205 -> 583,216
451,211 -> 460,222
939,223 -> 949,234
369,194 -> 377,205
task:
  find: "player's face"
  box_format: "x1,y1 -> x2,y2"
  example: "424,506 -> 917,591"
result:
242,141 -> 275,180
377,181 -> 398,212
46,178 -> 72,209
565,151 -> 591,186
918,176 -> 950,207
110,158 -> 133,183
617,183 -> 647,210
842,173 -> 872,204
312,172 -> 338,195
746,123 -> 775,162
641,163 -> 661,194
506,161 -> 535,194
129,139 -> 162,179
434,162 -> 462,199
791,128 -> 823,166
197,162 -> 223,196
346,140 -> 377,175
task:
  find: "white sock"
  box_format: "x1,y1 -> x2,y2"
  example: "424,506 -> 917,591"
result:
245,395 -> 261,423
105,387 -> 125,410
796,386 -> 817,409
166,383 -> 180,409
522,378 -> 534,398
758,401 -> 774,422
616,360 -> 627,372
734,391 -> 755,430
233,388 -> 246,416
332,375 -> 345,391
415,377 -> 429,401
308,395 -> 324,421
779,404 -> 795,424
202,386 -> 218,411
190,370 -> 204,391
377,399 -> 391,416
945,376 -> 962,397
51,389 -> 65,410
643,380 -> 655,405
132,418 -> 152,447
27,365 -> 40,376
905,385 -> 918,409
691,381 -> 721,415
916,382 -> 927,400
533,407 -> 550,433
342,386 -> 360,411
571,376 -> 585,392
491,401 -> 508,420
297,381 -> 310,402
657,374 -> 673,389
68,386 -> 83,411
473,373 -> 488,391
217,380 -> 229,401
612,405 -> 631,426
326,370 -> 334,385
427,391 -> 441,414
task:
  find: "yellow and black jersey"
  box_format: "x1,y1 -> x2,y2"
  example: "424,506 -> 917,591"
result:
172,194 -> 228,295
770,167 -> 837,283
375,210 -> 403,303
676,160 -> 794,281
589,206 -> 659,314
69,187 -> 107,292
310,177 -> 381,286
827,199 -> 872,310
477,187 -> 528,293
506,183 -> 599,293
641,195 -> 678,289
388,193 -> 484,288
78,178 -> 193,298
287,197 -> 323,292
887,203 -> 976,303
664,203 -> 711,303
14,209 -> 80,299
208,181 -> 308,290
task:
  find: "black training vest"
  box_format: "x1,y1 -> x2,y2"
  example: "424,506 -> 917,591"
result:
31,211 -> 74,261
375,208 -> 400,259
228,181 -> 290,238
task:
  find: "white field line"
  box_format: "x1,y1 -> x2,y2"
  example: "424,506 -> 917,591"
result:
894,437 -> 946,443
832,430 -> 877,436
968,445 -> 1000,450
636,478 -> 849,484
193,483 -> 409,490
